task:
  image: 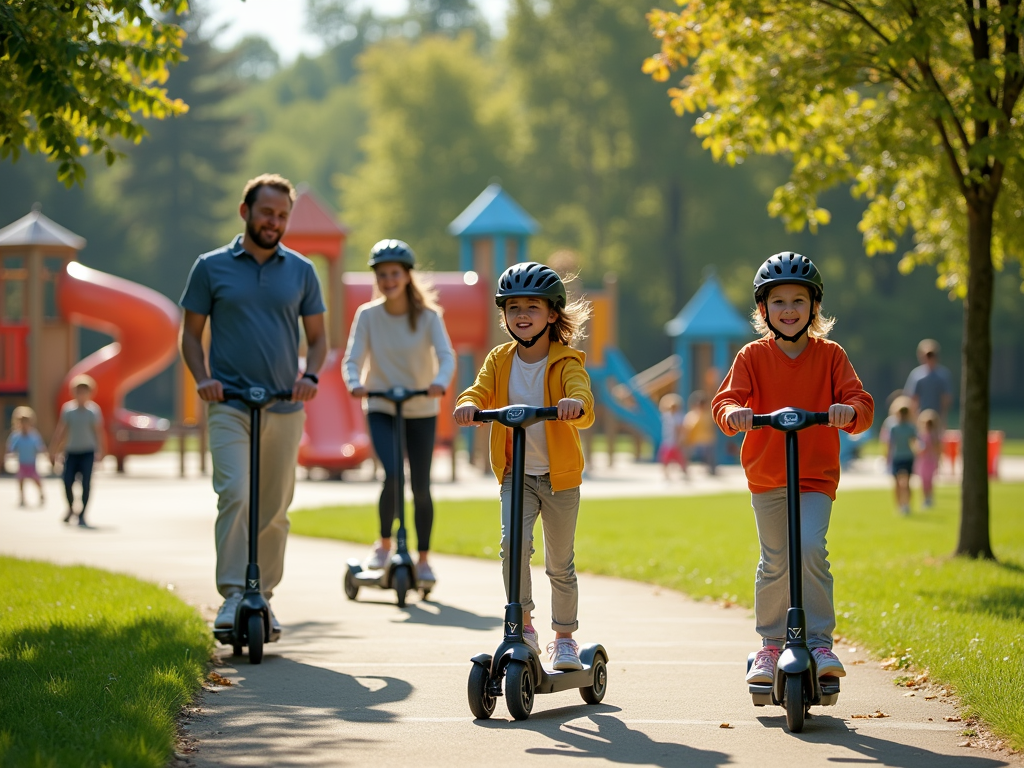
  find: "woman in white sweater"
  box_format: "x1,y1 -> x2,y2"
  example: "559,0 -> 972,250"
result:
342,239 -> 456,586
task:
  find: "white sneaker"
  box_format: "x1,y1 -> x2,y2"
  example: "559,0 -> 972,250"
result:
366,545 -> 390,570
214,593 -> 242,629
746,645 -> 781,684
522,626 -> 541,655
268,603 -> 281,633
548,638 -> 583,671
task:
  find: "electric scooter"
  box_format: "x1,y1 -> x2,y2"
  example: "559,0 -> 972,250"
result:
746,407 -> 841,732
466,404 -> 608,721
212,386 -> 294,664
344,387 -> 432,608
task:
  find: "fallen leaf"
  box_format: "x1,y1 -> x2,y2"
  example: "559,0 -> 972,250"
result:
849,659 -> 866,665
880,657 -> 899,670
207,671 -> 233,686
925,695 -> 938,700
851,710 -> 890,719
958,741 -> 972,748
944,716 -> 962,723
904,692 -> 916,697
719,723 -> 731,729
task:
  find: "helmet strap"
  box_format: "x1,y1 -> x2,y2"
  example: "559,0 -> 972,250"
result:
508,324 -> 550,348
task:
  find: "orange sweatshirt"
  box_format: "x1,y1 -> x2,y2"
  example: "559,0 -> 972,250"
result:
457,341 -> 595,491
712,337 -> 874,500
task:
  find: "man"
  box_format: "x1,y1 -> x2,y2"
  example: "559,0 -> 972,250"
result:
904,339 -> 954,425
179,174 -> 326,633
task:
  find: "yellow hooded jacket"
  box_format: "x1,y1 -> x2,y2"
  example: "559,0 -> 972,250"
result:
456,341 -> 595,491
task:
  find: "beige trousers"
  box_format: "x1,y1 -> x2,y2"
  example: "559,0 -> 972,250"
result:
208,403 -> 305,599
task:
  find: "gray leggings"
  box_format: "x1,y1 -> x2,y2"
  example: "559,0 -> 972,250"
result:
751,488 -> 835,649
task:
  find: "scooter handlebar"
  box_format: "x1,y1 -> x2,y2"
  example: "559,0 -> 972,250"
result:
752,408 -> 831,432
473,405 -> 583,429
365,387 -> 433,403
221,387 -> 296,408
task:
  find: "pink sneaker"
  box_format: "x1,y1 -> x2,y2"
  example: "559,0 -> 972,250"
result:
746,645 -> 781,683
812,647 -> 846,677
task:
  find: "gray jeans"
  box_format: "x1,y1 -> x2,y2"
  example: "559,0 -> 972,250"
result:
500,474 -> 580,633
209,403 -> 305,599
751,488 -> 835,649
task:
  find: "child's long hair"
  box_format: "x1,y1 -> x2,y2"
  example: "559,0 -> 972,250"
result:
750,286 -> 836,339
372,265 -> 440,331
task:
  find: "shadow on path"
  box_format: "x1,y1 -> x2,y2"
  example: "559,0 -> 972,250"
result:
479,708 -> 729,767
198,657 -> 413,767
398,599 -> 502,631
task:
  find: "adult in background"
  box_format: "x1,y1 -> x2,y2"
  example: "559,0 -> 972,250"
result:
179,173 -> 326,634
342,240 -> 455,588
904,339 -> 953,426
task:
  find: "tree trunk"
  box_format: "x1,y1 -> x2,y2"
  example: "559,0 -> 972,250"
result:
956,199 -> 995,559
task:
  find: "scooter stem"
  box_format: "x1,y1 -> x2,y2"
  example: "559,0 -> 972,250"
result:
785,430 -> 802,611
394,400 -> 408,554
247,405 -> 262,593
505,426 -> 527,642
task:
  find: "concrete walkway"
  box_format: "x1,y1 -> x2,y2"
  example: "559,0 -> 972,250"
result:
2,453 -> 1021,767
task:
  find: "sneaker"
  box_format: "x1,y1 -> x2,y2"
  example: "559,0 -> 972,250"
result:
365,545 -> 390,570
812,647 -> 846,678
548,638 -> 583,671
214,593 -> 243,629
746,645 -> 781,684
268,603 -> 282,634
415,561 -> 436,586
63,509 -> 75,524
522,625 -> 541,655
77,515 -> 88,527
899,504 -> 910,516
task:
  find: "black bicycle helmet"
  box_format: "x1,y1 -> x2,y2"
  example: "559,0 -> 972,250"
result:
368,239 -> 416,268
494,262 -> 566,309
753,251 -> 823,304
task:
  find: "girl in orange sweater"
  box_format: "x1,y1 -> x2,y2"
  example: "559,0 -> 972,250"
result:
455,262 -> 594,671
712,252 -> 874,686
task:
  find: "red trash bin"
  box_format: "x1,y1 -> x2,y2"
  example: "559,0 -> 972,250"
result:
988,430 -> 1005,478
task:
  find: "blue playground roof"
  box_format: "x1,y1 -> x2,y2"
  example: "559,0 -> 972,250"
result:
448,184 -> 539,237
665,275 -> 752,339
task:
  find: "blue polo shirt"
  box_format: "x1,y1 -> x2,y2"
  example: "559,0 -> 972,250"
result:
180,236 -> 325,414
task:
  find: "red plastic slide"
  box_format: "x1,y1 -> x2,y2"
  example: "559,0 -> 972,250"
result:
56,262 -> 181,463
298,348 -> 373,472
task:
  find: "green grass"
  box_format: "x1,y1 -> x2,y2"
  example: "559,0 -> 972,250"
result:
292,483 -> 1024,748
0,558 -> 213,768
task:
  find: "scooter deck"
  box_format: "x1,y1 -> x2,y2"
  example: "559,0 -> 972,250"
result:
213,626 -> 282,646
748,677 -> 840,707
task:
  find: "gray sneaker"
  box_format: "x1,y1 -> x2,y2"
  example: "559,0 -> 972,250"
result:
522,626 -> 541,655
548,638 -> 583,671
365,545 -> 390,570
416,561 -> 436,586
214,593 -> 242,629
268,603 -> 282,634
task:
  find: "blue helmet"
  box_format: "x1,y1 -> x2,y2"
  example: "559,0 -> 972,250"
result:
368,239 -> 416,268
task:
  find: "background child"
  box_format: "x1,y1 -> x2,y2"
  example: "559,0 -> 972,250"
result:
657,393 -> 687,479
6,406 -> 46,507
712,251 -> 874,687
50,374 -> 106,526
682,390 -> 717,476
885,398 -> 917,515
454,261 -> 594,671
916,409 -> 942,509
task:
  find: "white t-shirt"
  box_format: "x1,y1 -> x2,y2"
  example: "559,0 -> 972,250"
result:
507,352 -> 550,475
661,410 -> 684,447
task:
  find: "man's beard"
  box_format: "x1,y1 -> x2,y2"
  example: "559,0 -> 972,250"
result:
246,216 -> 282,250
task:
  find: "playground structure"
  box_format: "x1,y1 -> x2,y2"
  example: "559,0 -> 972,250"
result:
0,208 -> 179,468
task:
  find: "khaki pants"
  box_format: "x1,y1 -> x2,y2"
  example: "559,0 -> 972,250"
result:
209,403 -> 305,599
500,474 -> 580,633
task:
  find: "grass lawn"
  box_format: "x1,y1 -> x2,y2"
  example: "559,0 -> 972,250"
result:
0,558 -> 212,768
292,482 -> 1024,749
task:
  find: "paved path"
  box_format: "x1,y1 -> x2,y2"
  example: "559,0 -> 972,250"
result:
2,453 -> 1021,767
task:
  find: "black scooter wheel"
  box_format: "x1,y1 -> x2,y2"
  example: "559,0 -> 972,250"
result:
580,654 -> 608,705
467,664 -> 496,720
785,674 -> 805,732
248,613 -> 264,665
393,566 -> 411,608
343,569 -> 359,600
505,661 -> 534,720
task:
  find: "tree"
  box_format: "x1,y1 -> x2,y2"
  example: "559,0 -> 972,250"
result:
646,0 -> 1024,558
0,0 -> 189,185
340,34 -> 515,267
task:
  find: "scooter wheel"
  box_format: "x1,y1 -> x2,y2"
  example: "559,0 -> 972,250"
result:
785,674 -> 805,732
393,566 -> 411,608
580,653 -> 608,705
467,663 -> 496,720
505,660 -> 534,721
343,569 -> 359,600
248,613 -> 264,665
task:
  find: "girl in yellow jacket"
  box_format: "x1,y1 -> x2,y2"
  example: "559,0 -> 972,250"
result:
455,262 -> 594,671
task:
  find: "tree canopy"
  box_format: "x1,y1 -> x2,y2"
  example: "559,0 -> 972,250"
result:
0,0 -> 190,186
646,0 -> 1024,558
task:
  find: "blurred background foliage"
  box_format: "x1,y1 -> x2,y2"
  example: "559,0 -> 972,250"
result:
1,0 -> 1021,429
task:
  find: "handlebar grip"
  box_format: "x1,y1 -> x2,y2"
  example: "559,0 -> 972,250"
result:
814,411 -> 831,425
751,415 -> 769,428
473,409 -> 497,422
537,407 -> 559,420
